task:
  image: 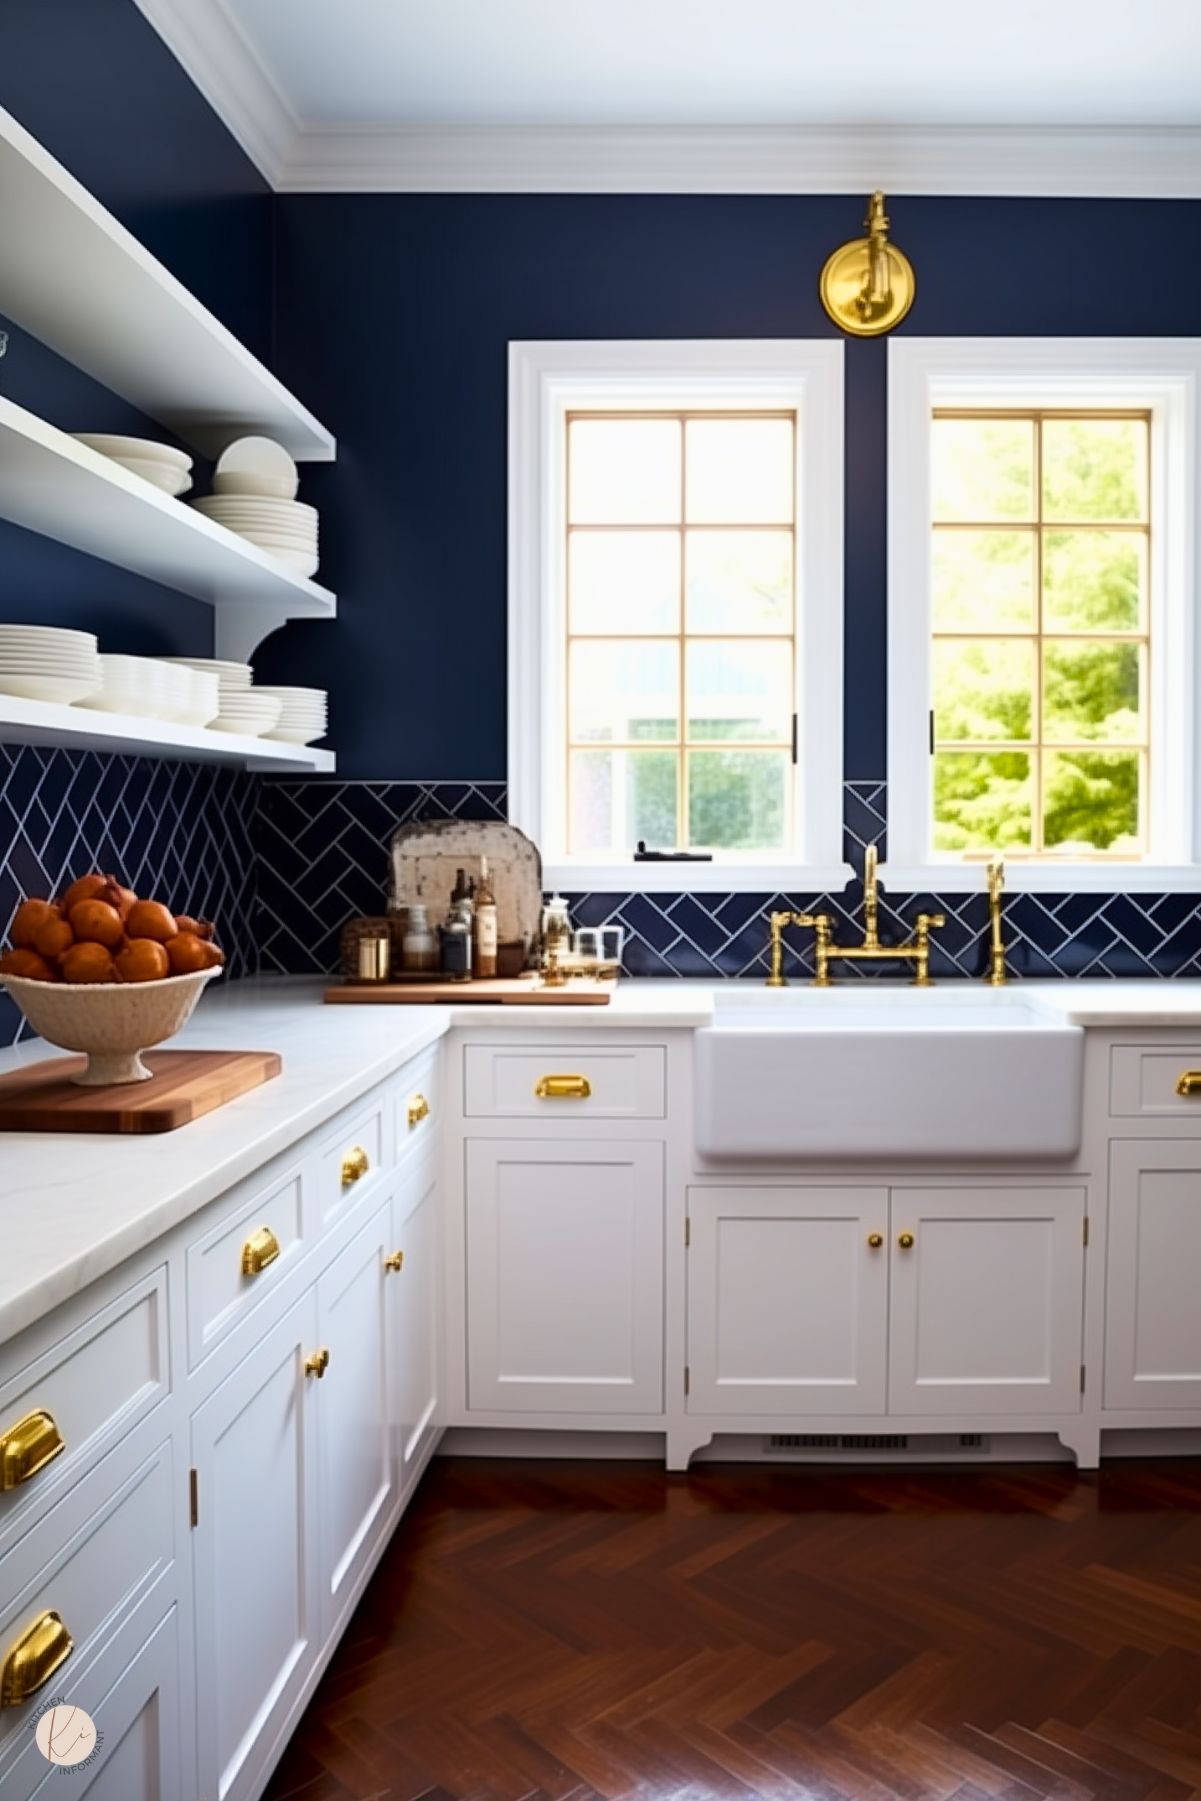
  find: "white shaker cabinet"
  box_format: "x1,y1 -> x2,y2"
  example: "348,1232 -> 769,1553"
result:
465,1140 -> 665,1414
391,1154 -> 440,1494
686,1187 -> 888,1414
315,1193 -> 397,1642
190,1291 -> 321,1801
888,1186 -> 1086,1416
1105,1141 -> 1201,1410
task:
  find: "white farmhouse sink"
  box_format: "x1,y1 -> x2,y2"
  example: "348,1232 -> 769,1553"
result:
695,986 -> 1084,1159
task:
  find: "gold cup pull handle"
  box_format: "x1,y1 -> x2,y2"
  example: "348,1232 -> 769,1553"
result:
1175,1071 -> 1201,1097
240,1225 -> 281,1278
898,1232 -> 915,1250
0,1409 -> 65,1492
535,1074 -> 592,1101
341,1146 -> 370,1187
407,1093 -> 430,1130
304,1347 -> 330,1380
0,1609 -> 74,1707
867,1233 -> 884,1250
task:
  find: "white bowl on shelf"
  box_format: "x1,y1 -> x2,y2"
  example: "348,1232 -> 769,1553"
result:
73,654 -> 191,721
212,435 -> 299,501
0,967 -> 221,1085
74,434 -> 193,497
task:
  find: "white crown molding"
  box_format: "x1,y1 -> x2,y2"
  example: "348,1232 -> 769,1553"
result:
131,0 -> 297,189
276,123 -> 1201,197
131,4 -> 1201,198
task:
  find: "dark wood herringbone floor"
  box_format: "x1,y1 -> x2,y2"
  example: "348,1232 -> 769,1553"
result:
263,1458 -> 1201,1801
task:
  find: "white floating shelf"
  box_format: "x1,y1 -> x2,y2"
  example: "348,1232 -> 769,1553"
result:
0,695 -> 335,773
0,396 -> 336,663
0,105 -> 334,462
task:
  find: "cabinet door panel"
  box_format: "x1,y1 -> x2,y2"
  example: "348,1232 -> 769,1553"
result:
888,1187 -> 1085,1415
1106,1142 -> 1201,1410
687,1187 -> 888,1414
466,1141 -> 664,1414
191,1290 -> 320,1801
317,1196 -> 395,1639
392,1159 -> 439,1492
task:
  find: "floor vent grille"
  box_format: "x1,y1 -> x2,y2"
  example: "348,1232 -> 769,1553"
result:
765,1432 -> 991,1457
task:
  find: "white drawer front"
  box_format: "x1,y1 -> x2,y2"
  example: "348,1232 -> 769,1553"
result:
319,1089 -> 393,1225
186,1162 -> 308,1369
0,1269 -> 168,1558
0,1441 -> 173,1761
1109,1045 -> 1201,1118
464,1045 -> 666,1120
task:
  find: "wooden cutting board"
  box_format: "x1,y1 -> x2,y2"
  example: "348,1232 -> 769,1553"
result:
325,978 -> 612,1006
0,1050 -> 282,1134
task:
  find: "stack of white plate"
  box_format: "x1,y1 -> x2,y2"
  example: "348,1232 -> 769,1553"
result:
256,686 -> 328,745
75,655 -> 208,722
191,496 -> 318,577
73,435 -> 193,498
0,627 -> 101,703
207,689 -> 282,737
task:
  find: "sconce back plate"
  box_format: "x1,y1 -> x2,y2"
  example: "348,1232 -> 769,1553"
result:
819,239 -> 916,337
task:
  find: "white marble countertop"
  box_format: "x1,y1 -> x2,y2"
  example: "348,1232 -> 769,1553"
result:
3,972 -> 1201,1348
0,980 -> 447,1348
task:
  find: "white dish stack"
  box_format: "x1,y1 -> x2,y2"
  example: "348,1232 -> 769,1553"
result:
164,658 -> 281,735
256,686 -> 329,745
0,627 -> 101,702
73,434 -> 194,498
191,436 -> 318,578
75,655 -> 219,724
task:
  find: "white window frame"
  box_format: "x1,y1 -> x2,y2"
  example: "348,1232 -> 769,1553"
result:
508,339 -> 849,893
886,337 -> 1201,894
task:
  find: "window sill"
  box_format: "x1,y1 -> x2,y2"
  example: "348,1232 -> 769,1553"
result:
879,862 -> 1201,895
543,860 -> 856,895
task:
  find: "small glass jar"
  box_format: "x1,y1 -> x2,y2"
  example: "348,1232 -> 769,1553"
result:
401,904 -> 438,972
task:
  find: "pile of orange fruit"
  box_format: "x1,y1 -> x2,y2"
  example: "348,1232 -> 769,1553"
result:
0,873 -> 225,984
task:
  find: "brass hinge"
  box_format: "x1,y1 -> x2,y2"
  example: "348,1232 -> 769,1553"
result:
684,1218 -> 691,1248
189,1467 -> 199,1528
684,1366 -> 690,1396
1082,1216 -> 1089,1246
1080,1364 -> 1086,1394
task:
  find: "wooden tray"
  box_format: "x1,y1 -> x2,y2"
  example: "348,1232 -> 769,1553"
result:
325,978 -> 612,1006
0,1049 -> 282,1134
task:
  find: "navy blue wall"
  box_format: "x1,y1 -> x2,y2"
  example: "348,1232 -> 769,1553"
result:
265,194 -> 1201,780
0,0 -> 273,656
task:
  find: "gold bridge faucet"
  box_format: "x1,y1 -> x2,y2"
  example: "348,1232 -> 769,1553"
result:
766,846 -> 946,988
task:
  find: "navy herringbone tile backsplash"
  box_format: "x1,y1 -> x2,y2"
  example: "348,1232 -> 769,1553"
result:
4,757 -> 1200,1049
0,745 -> 257,1044
254,777 -> 1201,984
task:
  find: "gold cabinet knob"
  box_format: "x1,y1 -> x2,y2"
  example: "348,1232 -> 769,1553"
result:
407,1093 -> 430,1130
304,1347 -> 330,1380
240,1225 -> 280,1277
867,1233 -> 884,1249
898,1232 -> 915,1250
0,1409 -> 65,1492
384,1249 -> 404,1273
0,1609 -> 74,1707
534,1074 -> 592,1100
341,1145 -> 370,1187
1175,1071 -> 1201,1096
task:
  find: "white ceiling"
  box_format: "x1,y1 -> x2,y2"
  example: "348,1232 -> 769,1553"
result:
224,0 -> 1201,128
133,0 -> 1201,194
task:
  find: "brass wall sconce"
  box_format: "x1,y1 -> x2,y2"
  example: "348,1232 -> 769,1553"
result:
819,191 -> 915,337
